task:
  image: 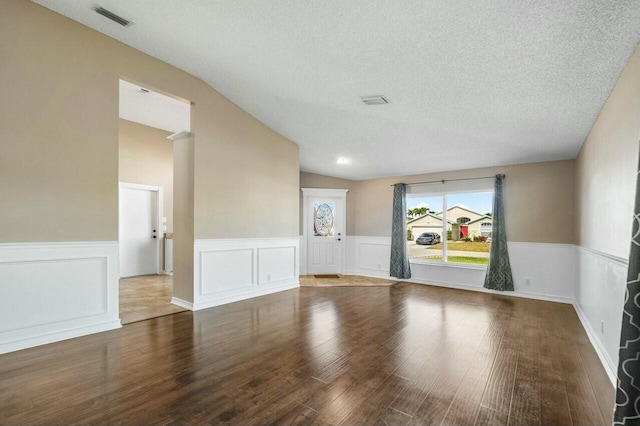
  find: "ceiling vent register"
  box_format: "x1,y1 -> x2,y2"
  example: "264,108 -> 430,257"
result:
94,7 -> 133,27
360,95 -> 389,106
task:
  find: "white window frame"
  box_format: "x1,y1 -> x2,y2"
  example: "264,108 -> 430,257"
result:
407,187 -> 494,270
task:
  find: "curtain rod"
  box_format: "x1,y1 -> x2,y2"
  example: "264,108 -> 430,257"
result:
391,174 -> 505,186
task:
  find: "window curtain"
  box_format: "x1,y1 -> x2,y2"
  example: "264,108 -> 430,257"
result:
614,152 -> 640,425
483,174 -> 514,291
390,183 -> 411,279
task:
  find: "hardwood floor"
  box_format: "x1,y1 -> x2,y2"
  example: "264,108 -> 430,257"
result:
300,274 -> 399,287
119,274 -> 187,324
1,281 -> 614,425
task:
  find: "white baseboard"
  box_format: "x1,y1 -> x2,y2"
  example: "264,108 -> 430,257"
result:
171,297 -> 194,311
343,270 -> 574,304
0,319 -> 121,354
344,236 -> 576,302
406,275 -> 575,304
574,302 -> 617,385
191,280 -> 299,311
193,237 -> 300,311
0,241 -> 121,354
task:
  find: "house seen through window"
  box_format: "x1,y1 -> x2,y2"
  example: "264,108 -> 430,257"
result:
406,191 -> 493,266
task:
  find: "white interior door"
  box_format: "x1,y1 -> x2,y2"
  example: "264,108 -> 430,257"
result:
119,184 -> 160,277
306,195 -> 345,274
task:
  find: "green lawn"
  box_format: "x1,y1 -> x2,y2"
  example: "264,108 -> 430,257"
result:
414,255 -> 489,265
426,241 -> 490,253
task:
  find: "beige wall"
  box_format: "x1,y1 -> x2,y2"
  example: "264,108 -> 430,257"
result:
0,0 -> 299,244
303,160 -> 575,243
118,119 -> 173,232
576,45 -> 640,258
195,114 -> 299,238
173,136 -> 195,302
355,160 -> 575,243
299,172 -> 358,235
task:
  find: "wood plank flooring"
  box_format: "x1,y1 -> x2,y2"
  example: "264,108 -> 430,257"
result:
0,281 -> 614,425
119,274 -> 186,324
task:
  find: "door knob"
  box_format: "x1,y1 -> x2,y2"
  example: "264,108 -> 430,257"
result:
153,236 -> 157,239
337,238 -> 341,241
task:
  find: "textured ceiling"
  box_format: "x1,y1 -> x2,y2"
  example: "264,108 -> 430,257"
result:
119,80 -> 191,134
34,1 -> 640,180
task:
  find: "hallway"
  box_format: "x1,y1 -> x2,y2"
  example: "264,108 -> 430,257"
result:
119,275 -> 186,324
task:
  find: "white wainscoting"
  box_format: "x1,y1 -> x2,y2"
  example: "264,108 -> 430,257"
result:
575,246 -> 627,384
0,241 -> 121,354
345,236 -> 577,303
190,238 -> 300,310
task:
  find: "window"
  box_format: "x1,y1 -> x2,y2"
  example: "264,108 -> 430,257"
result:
407,191 -> 493,266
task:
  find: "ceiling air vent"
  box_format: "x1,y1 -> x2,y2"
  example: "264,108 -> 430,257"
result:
360,95 -> 389,106
94,7 -> 132,27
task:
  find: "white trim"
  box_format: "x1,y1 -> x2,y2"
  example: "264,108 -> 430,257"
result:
573,302 -> 617,386
405,275 -> 575,304
575,245 -> 626,389
0,241 -> 119,248
508,241 -> 577,250
193,237 -> 300,310
171,297 -> 194,311
167,130 -> 191,141
409,258 -> 487,270
346,236 -> 576,298
442,195 -> 448,260
340,276 -> 572,304
300,188 -> 349,197
301,188 -> 348,275
579,245 -> 628,266
119,182 -> 162,192
343,269 -> 575,304
119,182 -> 164,275
195,237 -> 301,244
1,320 -> 122,355
191,281 -> 299,311
0,241 -> 121,354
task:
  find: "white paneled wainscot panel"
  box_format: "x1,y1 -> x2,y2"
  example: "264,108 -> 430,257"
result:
575,247 -> 627,384
0,242 -> 121,354
344,236 -> 392,278
191,238 -> 299,310
345,237 -> 576,303
201,249 -> 254,295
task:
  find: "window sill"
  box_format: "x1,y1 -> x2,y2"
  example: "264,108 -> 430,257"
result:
409,258 -> 488,271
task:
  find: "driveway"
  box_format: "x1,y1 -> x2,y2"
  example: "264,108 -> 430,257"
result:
407,241 -> 490,258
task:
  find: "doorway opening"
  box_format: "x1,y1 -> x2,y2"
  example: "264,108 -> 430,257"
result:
118,79 -> 191,324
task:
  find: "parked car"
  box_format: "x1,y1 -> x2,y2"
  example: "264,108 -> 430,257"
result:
416,232 -> 441,245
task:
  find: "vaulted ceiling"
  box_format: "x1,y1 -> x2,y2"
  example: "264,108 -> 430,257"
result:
35,1 -> 640,180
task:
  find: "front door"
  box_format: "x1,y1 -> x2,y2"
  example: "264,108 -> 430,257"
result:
306,195 -> 345,274
460,226 -> 469,239
119,184 -> 160,277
